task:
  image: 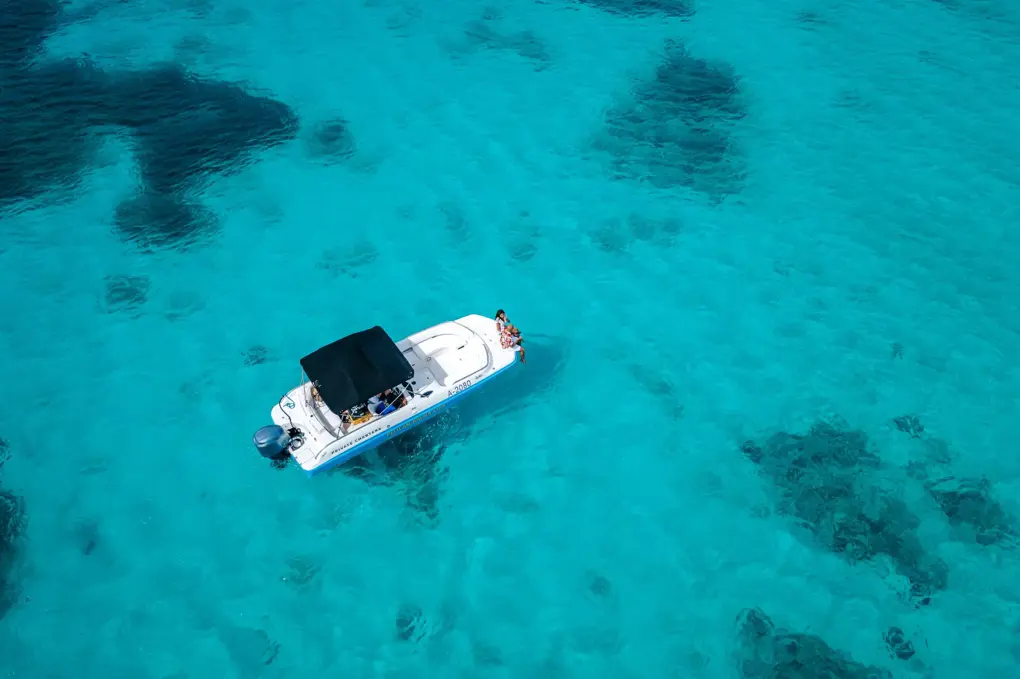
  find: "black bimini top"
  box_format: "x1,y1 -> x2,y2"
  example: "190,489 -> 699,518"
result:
299,326 -> 414,414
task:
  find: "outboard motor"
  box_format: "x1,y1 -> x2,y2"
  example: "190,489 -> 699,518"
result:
253,425 -> 296,467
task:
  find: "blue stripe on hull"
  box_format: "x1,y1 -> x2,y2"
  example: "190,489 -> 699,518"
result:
305,355 -> 519,477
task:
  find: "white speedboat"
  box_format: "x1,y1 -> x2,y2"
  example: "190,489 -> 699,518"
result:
252,313 -> 521,476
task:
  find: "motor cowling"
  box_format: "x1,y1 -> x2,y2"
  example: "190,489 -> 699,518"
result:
253,425 -> 291,460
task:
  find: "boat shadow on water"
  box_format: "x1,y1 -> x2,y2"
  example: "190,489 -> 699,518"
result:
330,334 -> 571,522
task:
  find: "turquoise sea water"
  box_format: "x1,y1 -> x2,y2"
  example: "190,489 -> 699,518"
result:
3,0 -> 1020,676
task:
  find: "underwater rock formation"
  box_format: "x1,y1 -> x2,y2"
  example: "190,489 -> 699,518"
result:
585,570 -> 613,598
113,192 -> 219,252
111,64 -> 298,194
927,476 -> 1016,546
0,436 -> 23,618
0,0 -> 61,71
102,274 -> 150,314
1,58 -> 110,205
187,595 -> 281,677
741,420 -> 948,604
392,601 -> 451,645
1,0 -> 299,249
0,487 -> 26,620
892,414 -> 924,438
305,117 -> 357,163
889,415 -> 1016,547
735,608 -> 892,678
395,602 -> 426,642
72,518 -> 100,557
458,16 -> 552,70
596,39 -> 745,198
575,0 -> 695,18
883,626 -> 915,661
242,345 -> 270,367
217,623 -> 279,672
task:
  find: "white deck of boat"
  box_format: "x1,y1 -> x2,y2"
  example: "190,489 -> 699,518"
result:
403,319 -> 491,387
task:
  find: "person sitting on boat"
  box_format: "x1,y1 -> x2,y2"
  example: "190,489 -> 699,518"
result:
392,389 -> 408,409
499,321 -> 518,346
373,388 -> 407,415
503,324 -> 526,364
496,310 -> 517,343
495,311 -> 526,363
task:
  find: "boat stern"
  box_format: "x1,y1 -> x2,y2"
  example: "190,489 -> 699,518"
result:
251,388 -> 318,470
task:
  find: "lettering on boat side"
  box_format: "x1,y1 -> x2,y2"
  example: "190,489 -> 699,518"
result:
452,379 -> 472,394
385,403 -> 447,440
337,427 -> 377,450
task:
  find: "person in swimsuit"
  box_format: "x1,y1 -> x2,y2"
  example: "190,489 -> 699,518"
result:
506,325 -> 526,364
495,310 -> 526,363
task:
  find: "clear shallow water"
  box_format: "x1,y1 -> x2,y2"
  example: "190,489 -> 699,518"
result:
2,0 -> 1020,676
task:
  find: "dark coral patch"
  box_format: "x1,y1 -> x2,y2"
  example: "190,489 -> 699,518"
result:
742,420 -> 948,605
306,117 -> 357,163
575,0 -> 694,18
0,488 -> 26,620
242,345 -> 270,367
597,40 -> 746,198
1,0 -> 300,252
927,476 -> 1016,546
103,274 -> 151,314
736,608 -> 893,678
113,192 -> 219,252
